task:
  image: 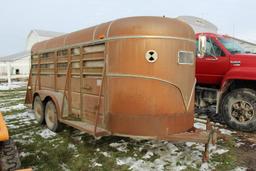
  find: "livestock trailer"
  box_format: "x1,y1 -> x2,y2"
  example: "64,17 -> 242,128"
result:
25,16 -> 214,147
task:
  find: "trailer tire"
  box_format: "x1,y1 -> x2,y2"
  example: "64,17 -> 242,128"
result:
33,95 -> 45,124
45,100 -> 63,132
0,139 -> 21,171
221,88 -> 256,132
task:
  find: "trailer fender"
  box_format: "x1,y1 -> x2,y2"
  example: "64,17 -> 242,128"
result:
33,90 -> 69,118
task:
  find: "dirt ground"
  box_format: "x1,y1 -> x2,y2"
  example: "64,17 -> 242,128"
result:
0,84 -> 255,171
235,133 -> 256,170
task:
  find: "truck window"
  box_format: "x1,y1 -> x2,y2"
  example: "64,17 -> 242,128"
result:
205,38 -> 225,57
196,39 -> 225,57
218,37 -> 245,54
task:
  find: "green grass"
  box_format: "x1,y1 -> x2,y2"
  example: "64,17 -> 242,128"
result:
182,166 -> 199,171
17,130 -> 135,170
0,86 -> 245,171
0,87 -> 132,170
210,138 -> 237,171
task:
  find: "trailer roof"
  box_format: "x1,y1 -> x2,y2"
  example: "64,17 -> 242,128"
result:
32,16 -> 195,53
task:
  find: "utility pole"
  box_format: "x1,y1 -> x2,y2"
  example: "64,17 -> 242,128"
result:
7,61 -> 11,89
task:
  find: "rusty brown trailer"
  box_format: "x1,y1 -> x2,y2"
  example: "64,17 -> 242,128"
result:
25,16 -> 214,146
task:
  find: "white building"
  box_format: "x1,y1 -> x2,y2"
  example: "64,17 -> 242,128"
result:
26,29 -> 64,51
177,16 -> 218,34
0,29 -> 64,84
0,51 -> 30,82
227,36 -> 256,54
177,16 -> 256,53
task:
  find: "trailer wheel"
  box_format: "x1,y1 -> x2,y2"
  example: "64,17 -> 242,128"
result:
33,95 -> 45,124
0,139 -> 21,171
221,88 -> 256,132
45,100 -> 63,132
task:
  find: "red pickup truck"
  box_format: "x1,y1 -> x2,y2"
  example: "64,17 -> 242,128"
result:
196,32 -> 256,132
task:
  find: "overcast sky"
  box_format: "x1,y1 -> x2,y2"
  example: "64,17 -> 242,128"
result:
0,0 -> 255,56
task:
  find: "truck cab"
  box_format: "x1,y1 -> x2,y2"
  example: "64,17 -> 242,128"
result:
196,33 -> 231,86
196,33 -> 256,132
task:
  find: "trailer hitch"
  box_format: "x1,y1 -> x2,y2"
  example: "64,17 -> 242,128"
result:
159,118 -> 218,162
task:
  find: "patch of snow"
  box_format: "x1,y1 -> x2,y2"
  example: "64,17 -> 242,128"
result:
68,144 -> 77,152
129,159 -> 152,171
69,130 -> 84,139
0,81 -> 27,90
200,162 -> 210,171
235,142 -> 245,147
219,128 -> 236,135
117,157 -> 148,170
37,129 -> 56,139
0,103 -> 27,112
100,151 -> 111,158
4,111 -> 35,122
19,152 -> 32,158
232,167 -> 248,171
142,151 -> 154,159
116,140 -> 217,171
211,144 -> 217,150
185,142 -> 196,147
0,98 -> 25,106
14,138 -> 34,145
23,110 -> 35,120
116,157 -> 133,165
60,163 -> 70,171
109,141 -> 128,152
117,156 -> 188,171
212,149 -> 229,155
215,123 -> 223,126
7,124 -> 19,129
194,143 -> 205,151
91,159 -> 102,167
21,135 -> 32,139
171,166 -> 187,171
153,158 -> 166,170
93,162 -> 102,167
166,143 -> 179,154
194,122 -> 206,130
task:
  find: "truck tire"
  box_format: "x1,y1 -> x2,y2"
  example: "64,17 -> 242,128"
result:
221,88 -> 256,132
45,100 -> 63,132
33,95 -> 45,124
0,139 -> 21,171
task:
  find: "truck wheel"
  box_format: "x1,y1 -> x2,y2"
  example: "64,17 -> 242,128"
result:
45,100 -> 63,132
0,139 -> 21,171
33,95 -> 45,124
221,88 -> 256,132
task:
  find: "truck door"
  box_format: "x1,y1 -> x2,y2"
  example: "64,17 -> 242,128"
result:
196,37 -> 230,85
